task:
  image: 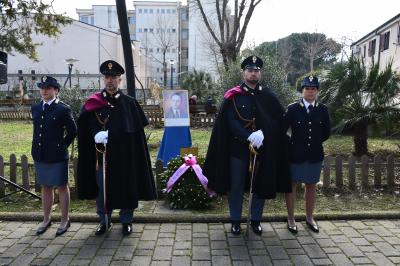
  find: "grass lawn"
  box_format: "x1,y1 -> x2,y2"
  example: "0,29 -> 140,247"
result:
0,120 -> 399,214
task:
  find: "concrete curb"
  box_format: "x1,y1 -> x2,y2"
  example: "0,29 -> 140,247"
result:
1,211 -> 399,223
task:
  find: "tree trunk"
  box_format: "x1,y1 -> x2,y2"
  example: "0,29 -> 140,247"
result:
353,122 -> 368,156
162,52 -> 167,89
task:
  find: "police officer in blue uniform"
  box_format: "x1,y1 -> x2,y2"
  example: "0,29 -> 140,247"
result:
32,76 -> 77,236
204,56 -> 291,236
284,75 -> 331,234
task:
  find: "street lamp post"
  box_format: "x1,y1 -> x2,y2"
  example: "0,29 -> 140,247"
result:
64,58 -> 79,88
170,59 -> 174,89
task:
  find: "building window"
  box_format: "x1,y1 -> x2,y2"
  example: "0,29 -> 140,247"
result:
80,16 -> 88,23
172,10 -> 176,14
90,16 -> 94,24
167,9 -> 171,14
144,9 -> 148,13
172,28 -> 176,33
149,28 -> 154,33
181,11 -> 188,20
157,68 -> 159,72
181,48 -> 188,59
181,66 -> 188,72
181,29 -> 188,40
138,28 -> 142,33
157,9 -> 159,13
144,28 -> 148,32
128,16 -> 135,24
149,9 -> 153,14
149,48 -> 153,53
368,39 -> 376,57
161,9 -> 165,14
398,25 -> 400,44
139,9 -> 142,13
363,44 -> 366,58
380,31 -> 390,51
172,48 -> 176,53
157,48 -> 160,53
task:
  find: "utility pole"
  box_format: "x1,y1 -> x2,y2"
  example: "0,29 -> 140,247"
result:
116,0 -> 136,97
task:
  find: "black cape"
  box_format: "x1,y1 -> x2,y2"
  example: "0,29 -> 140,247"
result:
77,92 -> 157,209
203,87 -> 291,199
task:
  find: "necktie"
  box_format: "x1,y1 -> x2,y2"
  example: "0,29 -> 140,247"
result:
307,105 -> 314,114
43,103 -> 50,112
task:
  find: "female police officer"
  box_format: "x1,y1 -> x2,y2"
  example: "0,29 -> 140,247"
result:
284,76 -> 330,233
32,76 -> 77,236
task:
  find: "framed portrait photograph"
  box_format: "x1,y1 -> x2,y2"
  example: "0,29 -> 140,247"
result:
162,90 -> 190,127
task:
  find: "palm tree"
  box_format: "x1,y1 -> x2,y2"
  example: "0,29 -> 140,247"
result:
180,70 -> 214,102
320,57 -> 400,156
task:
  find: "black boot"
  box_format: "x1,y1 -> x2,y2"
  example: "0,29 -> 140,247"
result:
251,220 -> 263,235
95,222 -> 112,236
231,221 -> 241,235
122,223 -> 132,236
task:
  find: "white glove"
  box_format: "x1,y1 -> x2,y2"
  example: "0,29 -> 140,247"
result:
94,130 -> 108,144
247,130 -> 264,149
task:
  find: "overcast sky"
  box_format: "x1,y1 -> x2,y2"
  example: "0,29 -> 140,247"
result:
49,0 -> 399,47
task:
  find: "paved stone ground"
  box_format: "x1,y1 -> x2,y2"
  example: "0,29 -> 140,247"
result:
0,219 -> 400,265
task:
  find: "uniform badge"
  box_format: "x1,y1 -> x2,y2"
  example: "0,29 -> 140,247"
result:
107,62 -> 113,70
252,56 -> 257,63
309,75 -> 314,82
102,91 -> 107,98
42,76 -> 47,82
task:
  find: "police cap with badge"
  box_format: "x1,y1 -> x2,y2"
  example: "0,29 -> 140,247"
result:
241,55 -> 263,70
299,75 -> 319,92
100,60 -> 125,76
37,76 -> 61,90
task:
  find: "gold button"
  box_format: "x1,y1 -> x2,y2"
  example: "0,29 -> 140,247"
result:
308,122 -> 312,125
309,129 -> 312,132
39,134 -> 41,137
41,116 -> 44,119
38,143 -> 41,146
309,136 -> 311,139
307,143 -> 310,146
40,125 -> 42,128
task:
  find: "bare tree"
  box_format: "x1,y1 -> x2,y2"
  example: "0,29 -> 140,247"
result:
149,14 -> 177,89
301,33 -> 341,71
193,0 -> 262,69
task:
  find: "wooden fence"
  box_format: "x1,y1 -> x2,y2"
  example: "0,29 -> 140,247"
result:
0,153 -> 398,198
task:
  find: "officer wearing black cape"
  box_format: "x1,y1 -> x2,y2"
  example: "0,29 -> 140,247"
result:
204,55 -> 291,235
77,60 -> 157,236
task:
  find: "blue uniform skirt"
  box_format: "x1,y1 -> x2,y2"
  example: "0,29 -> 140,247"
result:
290,161 -> 323,184
34,161 -> 69,187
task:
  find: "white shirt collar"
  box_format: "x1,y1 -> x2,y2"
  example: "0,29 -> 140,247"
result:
43,97 -> 56,107
302,99 -> 315,109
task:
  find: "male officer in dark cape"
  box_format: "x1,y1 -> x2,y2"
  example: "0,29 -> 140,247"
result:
77,60 -> 157,236
204,55 -> 291,235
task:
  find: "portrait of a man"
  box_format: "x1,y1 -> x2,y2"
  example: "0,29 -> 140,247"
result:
163,90 -> 190,127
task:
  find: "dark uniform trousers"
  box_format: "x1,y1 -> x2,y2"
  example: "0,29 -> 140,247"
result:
31,99 -> 76,163
285,100 -> 331,164
91,102 -> 133,225
226,93 -> 265,221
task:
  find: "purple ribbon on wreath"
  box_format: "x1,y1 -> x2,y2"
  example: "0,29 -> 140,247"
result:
164,154 -> 216,197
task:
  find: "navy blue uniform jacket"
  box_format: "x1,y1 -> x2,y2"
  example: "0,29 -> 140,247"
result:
31,99 -> 77,163
285,100 -> 331,163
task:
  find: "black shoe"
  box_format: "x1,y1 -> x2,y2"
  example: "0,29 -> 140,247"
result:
231,221 -> 241,235
306,221 -> 319,233
287,222 -> 298,234
251,221 -> 263,235
95,222 -> 112,236
56,220 -> 71,237
122,223 -> 132,236
36,221 -> 51,235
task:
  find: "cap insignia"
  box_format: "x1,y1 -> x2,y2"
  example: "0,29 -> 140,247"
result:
252,56 -> 257,63
309,75 -> 314,82
107,63 -> 113,70
42,76 -> 47,82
